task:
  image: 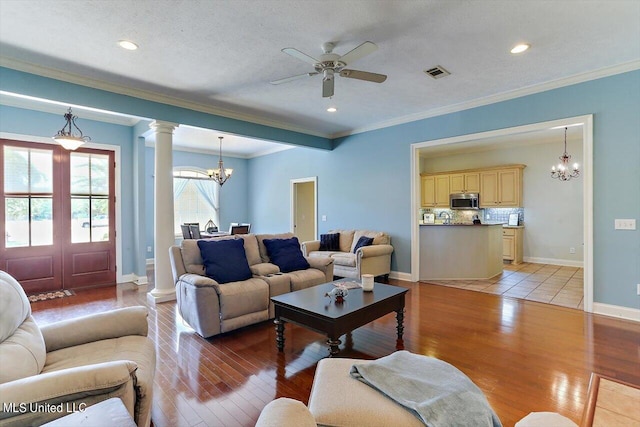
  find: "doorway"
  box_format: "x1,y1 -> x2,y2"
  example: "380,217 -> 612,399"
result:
1,139 -> 116,293
410,115 -> 593,312
290,177 -> 317,243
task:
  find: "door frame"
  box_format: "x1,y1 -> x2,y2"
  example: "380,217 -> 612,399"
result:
1,132 -> 125,284
290,177 -> 318,241
410,115 -> 594,312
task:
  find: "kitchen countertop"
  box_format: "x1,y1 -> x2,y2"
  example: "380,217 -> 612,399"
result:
419,222 -> 524,228
420,222 -> 502,226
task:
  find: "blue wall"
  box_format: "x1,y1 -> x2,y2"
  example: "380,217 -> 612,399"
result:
248,70 -> 640,308
1,68 -> 639,310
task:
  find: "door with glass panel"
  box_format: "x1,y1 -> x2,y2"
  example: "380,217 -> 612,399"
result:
63,148 -> 115,288
1,140 -> 116,292
1,141 -> 62,292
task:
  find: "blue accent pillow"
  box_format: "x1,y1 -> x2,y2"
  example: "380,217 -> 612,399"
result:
263,237 -> 310,273
319,233 -> 340,251
197,239 -> 252,284
353,236 -> 374,253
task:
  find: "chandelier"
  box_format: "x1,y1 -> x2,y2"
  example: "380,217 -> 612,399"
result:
550,127 -> 579,181
208,136 -> 233,186
52,107 -> 91,150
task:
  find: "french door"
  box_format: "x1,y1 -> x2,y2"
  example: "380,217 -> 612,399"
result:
0,139 -> 116,293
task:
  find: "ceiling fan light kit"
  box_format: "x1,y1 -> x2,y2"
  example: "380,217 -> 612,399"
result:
271,41 -> 387,98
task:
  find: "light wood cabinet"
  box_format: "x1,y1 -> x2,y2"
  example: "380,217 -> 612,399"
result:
422,164 -> 523,208
450,172 -> 480,194
502,227 -> 523,265
421,174 -> 450,207
480,167 -> 523,207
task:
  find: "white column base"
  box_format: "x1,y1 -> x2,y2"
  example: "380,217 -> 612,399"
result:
147,289 -> 176,306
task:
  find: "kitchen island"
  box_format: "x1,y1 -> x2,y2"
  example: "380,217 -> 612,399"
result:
419,223 -> 503,280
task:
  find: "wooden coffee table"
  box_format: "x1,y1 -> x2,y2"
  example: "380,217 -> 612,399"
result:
271,281 -> 408,357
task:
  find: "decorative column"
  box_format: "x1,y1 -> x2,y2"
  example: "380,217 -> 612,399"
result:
147,120 -> 178,305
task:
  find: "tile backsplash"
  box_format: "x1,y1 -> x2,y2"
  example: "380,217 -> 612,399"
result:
420,207 -> 524,224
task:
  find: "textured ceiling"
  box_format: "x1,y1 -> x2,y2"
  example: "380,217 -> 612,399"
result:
1,0 -> 639,144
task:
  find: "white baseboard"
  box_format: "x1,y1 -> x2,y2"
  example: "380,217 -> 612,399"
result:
119,273 -> 136,283
146,258 -> 155,265
593,302 -> 640,322
389,271 -> 412,282
134,275 -> 149,286
523,256 -> 584,268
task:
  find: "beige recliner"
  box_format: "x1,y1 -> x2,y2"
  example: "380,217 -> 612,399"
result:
0,271 -> 156,427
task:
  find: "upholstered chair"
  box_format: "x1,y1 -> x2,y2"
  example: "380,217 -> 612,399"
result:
0,271 -> 156,426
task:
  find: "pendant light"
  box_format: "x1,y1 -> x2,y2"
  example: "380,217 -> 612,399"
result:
53,107 -> 91,150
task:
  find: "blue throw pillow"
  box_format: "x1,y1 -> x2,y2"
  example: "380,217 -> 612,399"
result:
319,233 -> 340,251
263,237 -> 310,273
197,239 -> 252,284
353,236 -> 374,253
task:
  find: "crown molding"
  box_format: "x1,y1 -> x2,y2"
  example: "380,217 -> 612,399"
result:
0,57 -> 330,139
0,91 -> 141,126
331,60 -> 640,139
143,140 -> 293,159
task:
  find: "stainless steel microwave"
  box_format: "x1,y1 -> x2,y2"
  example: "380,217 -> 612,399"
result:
450,193 -> 479,209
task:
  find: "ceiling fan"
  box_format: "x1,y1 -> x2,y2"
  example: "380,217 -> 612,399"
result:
270,41 -> 387,98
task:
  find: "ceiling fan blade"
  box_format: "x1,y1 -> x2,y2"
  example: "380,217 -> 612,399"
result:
281,48 -> 319,65
338,41 -> 378,65
340,69 -> 387,83
270,72 -> 318,85
322,77 -> 334,98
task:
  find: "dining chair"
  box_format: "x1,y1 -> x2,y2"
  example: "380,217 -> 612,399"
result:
189,224 -> 201,239
180,224 -> 192,239
230,225 -> 250,235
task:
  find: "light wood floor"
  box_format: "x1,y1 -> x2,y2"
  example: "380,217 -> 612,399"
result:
423,262 -> 584,309
30,277 -> 639,427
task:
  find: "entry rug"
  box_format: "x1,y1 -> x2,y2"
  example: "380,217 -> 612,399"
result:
28,289 -> 75,302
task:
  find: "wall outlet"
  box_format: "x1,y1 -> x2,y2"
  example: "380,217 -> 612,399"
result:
569,247 -> 576,254
147,246 -> 152,253
614,219 -> 636,230
321,215 -> 327,222
637,284 -> 640,296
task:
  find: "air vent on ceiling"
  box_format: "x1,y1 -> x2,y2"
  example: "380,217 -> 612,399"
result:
423,66 -> 450,79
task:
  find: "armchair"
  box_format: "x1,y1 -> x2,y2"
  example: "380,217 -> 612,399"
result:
0,271 -> 156,427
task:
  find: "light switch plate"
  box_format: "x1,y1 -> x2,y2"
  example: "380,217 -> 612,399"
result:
614,219 -> 636,230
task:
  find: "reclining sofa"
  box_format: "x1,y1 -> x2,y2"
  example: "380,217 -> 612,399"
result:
169,232 -> 333,338
302,229 -> 393,279
0,271 -> 156,427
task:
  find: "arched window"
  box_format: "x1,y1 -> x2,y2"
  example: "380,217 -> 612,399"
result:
173,169 -> 219,235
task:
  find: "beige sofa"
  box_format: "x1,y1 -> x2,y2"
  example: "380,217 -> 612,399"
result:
0,271 -> 156,427
302,229 -> 393,279
169,232 -> 334,339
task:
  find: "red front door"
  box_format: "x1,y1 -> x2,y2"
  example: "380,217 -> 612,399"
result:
1,139 -> 116,293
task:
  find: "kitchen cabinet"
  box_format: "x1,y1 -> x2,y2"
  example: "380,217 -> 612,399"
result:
480,166 -> 524,207
450,173 -> 480,194
421,174 -> 450,207
502,227 -> 523,265
421,164 -> 523,208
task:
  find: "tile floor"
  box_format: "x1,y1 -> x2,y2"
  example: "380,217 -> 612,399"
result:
422,262 -> 584,309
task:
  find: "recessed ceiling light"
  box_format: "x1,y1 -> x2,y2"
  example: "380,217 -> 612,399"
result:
327,107 -> 337,113
118,40 -> 138,50
510,43 -> 530,54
